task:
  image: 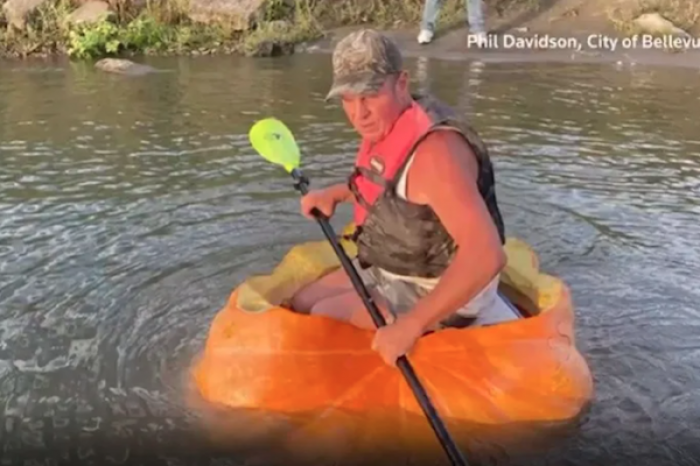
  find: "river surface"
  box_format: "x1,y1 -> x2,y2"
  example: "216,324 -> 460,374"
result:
0,54 -> 699,465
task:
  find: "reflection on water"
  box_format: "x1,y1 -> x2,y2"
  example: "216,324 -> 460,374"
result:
0,54 -> 699,465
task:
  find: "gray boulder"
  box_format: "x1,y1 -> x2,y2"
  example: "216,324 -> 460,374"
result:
66,1 -> 113,25
187,0 -> 267,30
95,58 -> 160,76
2,0 -> 48,31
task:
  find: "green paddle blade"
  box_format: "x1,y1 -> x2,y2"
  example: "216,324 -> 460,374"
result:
249,117 -> 301,173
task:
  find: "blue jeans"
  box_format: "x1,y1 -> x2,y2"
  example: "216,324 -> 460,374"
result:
420,0 -> 485,33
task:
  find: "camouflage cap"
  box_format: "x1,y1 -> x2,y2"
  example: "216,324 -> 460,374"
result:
325,29 -> 403,101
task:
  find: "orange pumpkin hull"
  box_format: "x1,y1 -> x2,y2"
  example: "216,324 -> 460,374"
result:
191,231 -> 593,461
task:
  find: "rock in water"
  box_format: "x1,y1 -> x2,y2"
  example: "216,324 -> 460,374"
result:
243,20 -> 295,57
95,59 -> 160,76
245,38 -> 295,57
187,0 -> 267,30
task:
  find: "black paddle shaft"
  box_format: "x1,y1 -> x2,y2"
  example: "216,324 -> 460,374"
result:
291,169 -> 469,466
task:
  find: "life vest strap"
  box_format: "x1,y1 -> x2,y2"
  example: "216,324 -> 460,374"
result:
348,168 -> 373,211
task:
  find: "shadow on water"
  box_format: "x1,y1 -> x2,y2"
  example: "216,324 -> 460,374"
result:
0,53 -> 699,464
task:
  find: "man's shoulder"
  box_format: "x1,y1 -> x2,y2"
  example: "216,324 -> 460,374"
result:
419,127 -> 466,149
417,127 -> 477,159
413,92 -> 459,122
412,127 -> 480,180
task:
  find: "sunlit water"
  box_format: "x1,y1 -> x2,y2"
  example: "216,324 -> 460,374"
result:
0,54 -> 699,465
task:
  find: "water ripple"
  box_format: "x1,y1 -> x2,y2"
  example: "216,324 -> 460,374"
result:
0,56 -> 697,464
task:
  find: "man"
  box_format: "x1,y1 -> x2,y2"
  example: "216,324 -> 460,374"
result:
290,29 -> 517,367
417,0 -> 487,46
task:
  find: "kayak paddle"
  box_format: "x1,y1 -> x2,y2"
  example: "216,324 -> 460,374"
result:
248,117 -> 470,466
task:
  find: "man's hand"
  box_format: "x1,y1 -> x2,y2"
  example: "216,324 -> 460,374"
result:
371,314 -> 425,367
300,183 -> 352,220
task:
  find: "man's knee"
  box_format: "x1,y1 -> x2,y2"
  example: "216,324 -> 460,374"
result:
290,268 -> 352,312
309,290 -> 358,322
306,287 -> 394,330
347,290 -> 396,329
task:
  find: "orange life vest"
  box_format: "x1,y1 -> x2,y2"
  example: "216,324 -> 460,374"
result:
351,101 -> 434,226
346,93 -> 505,278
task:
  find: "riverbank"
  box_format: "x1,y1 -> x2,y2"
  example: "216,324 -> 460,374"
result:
0,0 -> 460,58
1,0 -> 699,60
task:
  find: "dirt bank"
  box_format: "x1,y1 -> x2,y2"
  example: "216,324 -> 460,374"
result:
1,0 -> 699,67
301,0 -> 700,70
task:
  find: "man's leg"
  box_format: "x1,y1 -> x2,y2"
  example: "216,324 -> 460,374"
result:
309,289 -> 395,330
289,267 -> 354,313
466,0 -> 485,33
418,0 -> 443,44
466,0 -> 487,47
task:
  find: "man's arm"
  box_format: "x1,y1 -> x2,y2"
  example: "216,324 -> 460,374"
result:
327,182 -> 354,204
401,130 -> 507,331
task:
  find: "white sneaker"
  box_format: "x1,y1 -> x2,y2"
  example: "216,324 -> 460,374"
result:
417,29 -> 434,44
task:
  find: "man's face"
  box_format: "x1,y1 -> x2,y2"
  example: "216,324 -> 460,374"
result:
340,72 -> 409,143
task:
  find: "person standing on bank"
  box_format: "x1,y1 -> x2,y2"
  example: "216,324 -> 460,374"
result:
417,0 -> 487,46
289,29 -> 517,367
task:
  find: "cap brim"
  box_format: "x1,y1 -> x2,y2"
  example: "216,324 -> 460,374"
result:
324,72 -> 387,101
324,83 -> 351,101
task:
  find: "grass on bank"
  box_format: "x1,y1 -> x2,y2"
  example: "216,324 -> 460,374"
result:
0,0 -> 258,58
607,0 -> 700,36
0,0 -> 539,59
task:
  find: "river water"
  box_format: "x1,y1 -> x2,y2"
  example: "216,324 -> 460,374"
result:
0,54 -> 699,465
